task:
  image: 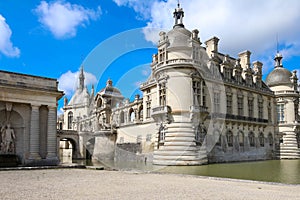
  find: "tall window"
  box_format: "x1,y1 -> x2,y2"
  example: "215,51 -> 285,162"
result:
146,92 -> 151,118
226,94 -> 232,114
277,104 -> 285,123
258,98 -> 264,119
268,133 -> 273,146
249,132 -> 255,147
259,133 -> 265,147
226,131 -> 233,147
248,98 -> 253,118
238,131 -> 244,146
159,82 -> 166,106
237,96 -> 244,116
202,81 -> 206,107
68,111 -> 73,129
158,125 -> 166,148
213,92 -> 220,113
192,80 -> 201,105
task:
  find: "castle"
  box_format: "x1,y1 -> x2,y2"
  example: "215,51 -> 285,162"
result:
60,4 -> 300,165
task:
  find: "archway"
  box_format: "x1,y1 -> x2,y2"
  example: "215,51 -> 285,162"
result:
59,138 -> 77,163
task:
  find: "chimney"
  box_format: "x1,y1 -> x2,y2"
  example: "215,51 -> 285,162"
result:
238,50 -> 251,71
205,36 -> 219,57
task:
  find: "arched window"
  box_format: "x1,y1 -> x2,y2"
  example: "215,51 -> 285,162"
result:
120,111 -> 124,124
226,131 -> 233,147
259,133 -> 265,147
195,125 -> 206,146
249,132 -> 255,147
238,131 -> 244,146
68,111 -> 73,129
129,108 -> 135,122
97,98 -> 102,108
268,133 -> 273,146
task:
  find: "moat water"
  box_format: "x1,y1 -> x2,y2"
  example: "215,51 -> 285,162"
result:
66,158 -> 300,184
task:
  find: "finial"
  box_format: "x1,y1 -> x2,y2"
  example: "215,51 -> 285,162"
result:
173,1 -> 184,28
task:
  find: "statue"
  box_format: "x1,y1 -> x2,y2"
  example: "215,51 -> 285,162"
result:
1,123 -> 16,154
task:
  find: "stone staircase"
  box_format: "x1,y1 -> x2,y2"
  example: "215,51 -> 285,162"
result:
277,132 -> 300,159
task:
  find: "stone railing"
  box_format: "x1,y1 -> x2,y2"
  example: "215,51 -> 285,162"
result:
190,105 -> 208,113
274,90 -> 298,95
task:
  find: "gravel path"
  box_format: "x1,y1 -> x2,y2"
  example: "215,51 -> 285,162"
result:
0,169 -> 299,200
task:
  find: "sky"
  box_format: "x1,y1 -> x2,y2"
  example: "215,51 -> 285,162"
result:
0,0 -> 300,114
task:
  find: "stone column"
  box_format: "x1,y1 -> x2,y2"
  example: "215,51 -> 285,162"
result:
29,105 -> 41,159
47,106 -> 57,159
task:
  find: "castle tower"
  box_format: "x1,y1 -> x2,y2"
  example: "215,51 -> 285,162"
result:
149,3 -> 209,165
266,53 -> 300,159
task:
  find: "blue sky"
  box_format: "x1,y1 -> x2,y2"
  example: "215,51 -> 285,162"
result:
1,0 -> 300,113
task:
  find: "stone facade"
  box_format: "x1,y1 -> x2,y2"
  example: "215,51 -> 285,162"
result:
61,4 -> 300,165
0,70 -> 63,166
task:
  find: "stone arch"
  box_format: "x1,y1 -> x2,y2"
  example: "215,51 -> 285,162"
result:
59,136 -> 80,160
129,108 -> 135,122
138,105 -> 143,121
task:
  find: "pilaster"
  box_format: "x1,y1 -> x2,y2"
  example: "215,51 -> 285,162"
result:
47,106 -> 58,159
28,104 -> 41,159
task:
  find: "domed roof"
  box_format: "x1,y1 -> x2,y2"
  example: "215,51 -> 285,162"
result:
167,26 -> 192,48
265,67 -> 292,87
98,79 -> 123,99
265,53 -> 292,87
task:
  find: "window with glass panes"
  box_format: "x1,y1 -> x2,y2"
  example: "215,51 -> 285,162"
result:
159,82 -> 166,106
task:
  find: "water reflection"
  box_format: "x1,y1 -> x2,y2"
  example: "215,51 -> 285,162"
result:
69,158 -> 300,184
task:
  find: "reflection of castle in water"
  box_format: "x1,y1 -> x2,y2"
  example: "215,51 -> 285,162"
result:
58,4 -> 300,166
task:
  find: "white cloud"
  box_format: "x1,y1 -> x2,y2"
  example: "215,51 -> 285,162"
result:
34,1 -> 101,39
113,0 -> 153,19
116,0 -> 300,72
0,15 -> 20,57
58,69 -> 97,96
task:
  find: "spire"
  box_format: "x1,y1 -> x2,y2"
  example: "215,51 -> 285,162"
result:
173,1 -> 184,28
79,66 -> 85,91
274,33 -> 283,68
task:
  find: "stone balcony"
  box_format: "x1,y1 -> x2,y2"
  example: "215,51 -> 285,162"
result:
190,105 -> 209,122
151,105 -> 171,123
